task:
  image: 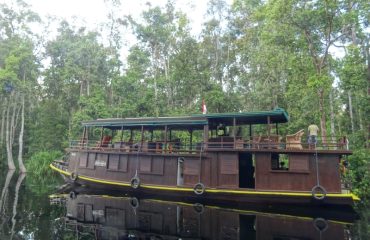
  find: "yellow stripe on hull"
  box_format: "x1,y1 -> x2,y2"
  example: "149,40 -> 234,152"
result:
50,163 -> 360,201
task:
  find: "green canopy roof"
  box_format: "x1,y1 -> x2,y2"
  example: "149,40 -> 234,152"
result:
82,108 -> 289,130
197,107 -> 289,126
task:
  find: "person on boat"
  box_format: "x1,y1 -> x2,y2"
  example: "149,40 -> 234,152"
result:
339,136 -> 349,150
307,124 -> 319,149
217,124 -> 226,136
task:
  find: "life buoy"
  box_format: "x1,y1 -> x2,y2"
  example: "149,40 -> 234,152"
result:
311,185 -> 327,200
130,177 -> 140,189
70,172 -> 78,181
193,182 -> 205,195
313,218 -> 328,232
129,197 -> 140,209
69,191 -> 77,199
193,203 -> 205,214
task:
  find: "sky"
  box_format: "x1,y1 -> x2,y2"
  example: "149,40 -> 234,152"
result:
2,0 -> 217,36
1,0 -> 232,66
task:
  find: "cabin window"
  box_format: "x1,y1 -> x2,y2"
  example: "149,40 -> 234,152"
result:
271,153 -> 289,170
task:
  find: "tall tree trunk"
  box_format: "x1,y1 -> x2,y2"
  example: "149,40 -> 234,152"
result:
318,89 -> 327,145
10,173 -> 26,240
18,94 -> 26,173
0,97 -> 6,146
153,44 -> 159,117
329,91 -> 336,144
348,90 -> 355,134
366,38 -> 370,148
5,95 -> 16,170
0,170 -> 15,213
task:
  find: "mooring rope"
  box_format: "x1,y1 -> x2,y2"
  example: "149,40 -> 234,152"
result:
312,141 -> 327,200
193,143 -> 205,195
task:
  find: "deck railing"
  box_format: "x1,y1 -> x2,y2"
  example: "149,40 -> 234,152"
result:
69,135 -> 349,154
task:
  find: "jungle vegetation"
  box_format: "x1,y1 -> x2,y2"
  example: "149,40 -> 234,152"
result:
0,0 -> 369,200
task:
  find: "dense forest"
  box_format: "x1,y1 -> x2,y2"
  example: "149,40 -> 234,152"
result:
0,0 -> 369,198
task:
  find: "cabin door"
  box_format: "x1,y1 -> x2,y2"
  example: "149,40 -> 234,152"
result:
177,157 -> 184,186
239,153 -> 255,188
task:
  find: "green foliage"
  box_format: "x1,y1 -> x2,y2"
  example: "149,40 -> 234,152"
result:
26,151 -> 63,178
348,149 -> 370,199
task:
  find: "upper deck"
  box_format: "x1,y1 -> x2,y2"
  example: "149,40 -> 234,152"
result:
71,108 -> 351,155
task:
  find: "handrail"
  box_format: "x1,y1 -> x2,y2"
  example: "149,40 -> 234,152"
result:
69,134 -> 350,153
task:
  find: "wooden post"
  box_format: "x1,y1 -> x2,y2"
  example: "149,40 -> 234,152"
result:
233,117 -> 236,148
140,125 -> 144,150
99,127 -> 104,146
164,125 -> 168,152
189,129 -> 193,151
120,126 -> 124,141
276,123 -> 279,135
267,116 -> 271,148
203,124 -> 209,150
249,124 -> 252,141
81,127 -> 86,148
150,129 -> 154,141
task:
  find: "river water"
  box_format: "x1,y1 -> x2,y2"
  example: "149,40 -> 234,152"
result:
0,170 -> 368,239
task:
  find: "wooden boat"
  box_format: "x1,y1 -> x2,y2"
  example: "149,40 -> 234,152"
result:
50,108 -> 359,206
56,192 -> 356,240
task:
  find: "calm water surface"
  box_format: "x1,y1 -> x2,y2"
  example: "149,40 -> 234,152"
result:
0,169 -> 368,239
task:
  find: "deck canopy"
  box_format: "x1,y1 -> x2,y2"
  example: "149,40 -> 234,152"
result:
195,108 -> 289,128
82,108 -> 289,130
82,116 -> 208,130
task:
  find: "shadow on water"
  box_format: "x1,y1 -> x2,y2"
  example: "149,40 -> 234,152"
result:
55,190 -> 359,240
0,168 -> 368,239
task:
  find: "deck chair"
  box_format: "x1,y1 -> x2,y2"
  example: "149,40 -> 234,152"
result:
100,136 -> 112,148
286,129 -> 304,150
252,135 -> 262,149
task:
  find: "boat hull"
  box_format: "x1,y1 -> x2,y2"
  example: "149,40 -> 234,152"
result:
50,163 -> 358,207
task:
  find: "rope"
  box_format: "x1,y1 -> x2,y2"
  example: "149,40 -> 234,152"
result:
314,142 -> 320,186
130,142 -> 141,189
198,143 -> 203,183
312,141 -> 327,200
193,143 -> 205,195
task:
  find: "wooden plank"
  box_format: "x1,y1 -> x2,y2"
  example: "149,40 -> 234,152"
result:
184,159 -> 199,175
290,154 -> 309,171
119,155 -> 128,172
220,154 -> 238,175
87,153 -> 96,169
108,154 -> 119,170
79,152 -> 88,168
152,156 -> 164,175
95,153 -> 108,167
140,156 -> 152,172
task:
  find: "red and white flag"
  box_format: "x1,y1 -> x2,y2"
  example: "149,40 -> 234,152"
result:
202,99 -> 207,114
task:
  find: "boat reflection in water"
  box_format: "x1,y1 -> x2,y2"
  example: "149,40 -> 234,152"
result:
57,192 -> 356,240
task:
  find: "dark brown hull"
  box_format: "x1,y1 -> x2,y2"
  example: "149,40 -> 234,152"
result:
71,177 -> 354,207
50,162 -> 356,208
